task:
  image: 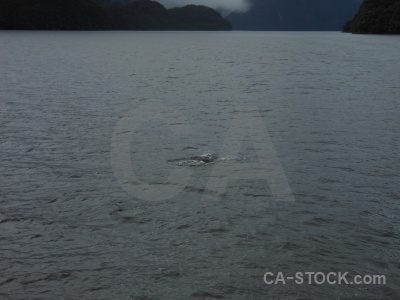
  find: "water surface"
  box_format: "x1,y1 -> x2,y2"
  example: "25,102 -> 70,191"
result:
0,31 -> 399,299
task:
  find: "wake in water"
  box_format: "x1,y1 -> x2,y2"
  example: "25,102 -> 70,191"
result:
169,152 -> 239,166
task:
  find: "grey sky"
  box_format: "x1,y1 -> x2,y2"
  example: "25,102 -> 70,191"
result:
156,0 -> 252,14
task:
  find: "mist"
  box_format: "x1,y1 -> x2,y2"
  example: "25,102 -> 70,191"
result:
156,0 -> 252,15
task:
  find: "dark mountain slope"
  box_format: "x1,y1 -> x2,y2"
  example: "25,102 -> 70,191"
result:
0,0 -> 111,30
343,0 -> 400,33
168,5 -> 232,31
0,0 -> 231,31
107,0 -> 170,29
107,1 -> 231,30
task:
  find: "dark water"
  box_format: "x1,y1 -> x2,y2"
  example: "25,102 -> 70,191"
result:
0,31 -> 399,299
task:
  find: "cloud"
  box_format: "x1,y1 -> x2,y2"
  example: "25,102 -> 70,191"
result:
156,0 -> 251,14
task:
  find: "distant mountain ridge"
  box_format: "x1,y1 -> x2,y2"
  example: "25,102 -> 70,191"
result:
106,0 -> 231,30
0,0 -> 232,30
227,0 -> 363,31
343,0 -> 400,34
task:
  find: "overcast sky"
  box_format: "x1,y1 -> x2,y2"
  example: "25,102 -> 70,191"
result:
156,0 -> 252,14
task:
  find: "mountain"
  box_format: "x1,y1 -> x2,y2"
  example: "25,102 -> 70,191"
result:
0,0 -> 231,31
0,0 -> 111,30
227,0 -> 363,31
168,5 -> 232,30
343,0 -> 400,34
106,0 -> 171,30
106,1 -> 232,30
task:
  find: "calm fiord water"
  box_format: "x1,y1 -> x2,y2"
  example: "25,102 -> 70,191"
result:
0,31 -> 399,299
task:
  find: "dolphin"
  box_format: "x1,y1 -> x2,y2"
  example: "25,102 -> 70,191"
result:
190,153 -> 215,163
